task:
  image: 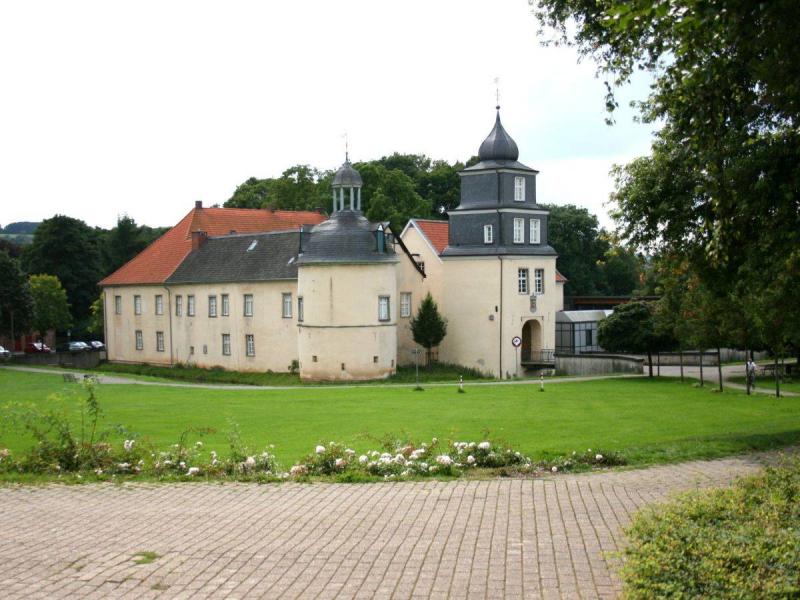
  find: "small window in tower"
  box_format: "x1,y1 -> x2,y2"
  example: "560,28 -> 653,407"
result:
534,268 -> 545,295
373,356 -> 378,363
530,219 -> 541,244
282,293 -> 292,318
513,218 -> 525,244
378,296 -> 390,322
514,176 -> 525,202
484,224 -> 493,244
518,268 -> 529,294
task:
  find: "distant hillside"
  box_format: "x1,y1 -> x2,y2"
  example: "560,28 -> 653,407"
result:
1,221 -> 40,234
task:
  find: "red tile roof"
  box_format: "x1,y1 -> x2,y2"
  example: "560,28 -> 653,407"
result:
413,219 -> 449,255
100,206 -> 326,286
556,271 -> 567,282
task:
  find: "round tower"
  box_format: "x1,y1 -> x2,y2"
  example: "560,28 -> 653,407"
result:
296,159 -> 398,381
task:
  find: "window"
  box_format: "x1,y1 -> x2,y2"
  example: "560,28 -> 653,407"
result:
175,295 -> 183,316
134,295 -> 142,315
585,329 -> 593,347
297,297 -> 304,322
245,334 -> 255,357
378,296 -> 390,322
530,219 -> 541,244
514,176 -> 525,202
221,294 -> 229,316
155,295 -> 163,315
484,224 -> 493,244
244,294 -> 253,317
513,218 -> 525,244
400,292 -> 412,318
417,260 -> 425,274
534,268 -> 545,295
518,268 -> 529,294
282,293 -> 292,318
135,330 -> 143,351
156,331 -> 165,352
114,295 -> 122,315
187,295 -> 195,316
208,295 -> 217,317
222,334 -> 231,356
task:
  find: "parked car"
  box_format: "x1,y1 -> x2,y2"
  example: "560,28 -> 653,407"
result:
25,342 -> 52,353
56,341 -> 91,353
0,345 -> 10,359
89,341 -> 105,351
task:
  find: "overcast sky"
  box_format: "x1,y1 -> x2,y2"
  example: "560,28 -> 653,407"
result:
0,0 -> 656,231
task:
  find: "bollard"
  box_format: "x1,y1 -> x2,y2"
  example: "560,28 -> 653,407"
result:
458,375 -> 465,393
540,372 -> 544,392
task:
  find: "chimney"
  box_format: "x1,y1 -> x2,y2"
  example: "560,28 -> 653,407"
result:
191,230 -> 208,250
195,200 -> 203,209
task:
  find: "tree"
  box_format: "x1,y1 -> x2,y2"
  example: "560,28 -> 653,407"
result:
597,240 -> 641,296
358,164 -> 430,233
598,301 -> 665,377
23,215 -> 103,324
410,293 -> 448,367
87,294 -> 104,336
225,177 -> 273,209
0,251 -> 33,340
28,274 -> 72,336
103,215 -> 147,275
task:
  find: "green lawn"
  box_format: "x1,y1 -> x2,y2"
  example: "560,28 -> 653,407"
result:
729,375 -> 800,394
2,369 -> 799,469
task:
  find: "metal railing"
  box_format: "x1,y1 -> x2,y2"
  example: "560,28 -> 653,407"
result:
522,349 -> 555,364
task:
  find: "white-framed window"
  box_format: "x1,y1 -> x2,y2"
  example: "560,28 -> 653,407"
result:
297,297 -> 304,322
175,295 -> 182,316
378,296 -> 390,322
245,334 -> 255,357
400,292 -> 412,318
483,224 -> 493,244
155,294 -> 163,315
156,331 -> 165,352
513,218 -> 525,244
114,295 -> 122,315
208,295 -> 217,317
514,176 -> 525,202
187,295 -> 195,316
534,268 -> 545,295
134,295 -> 142,315
135,330 -> 143,351
530,218 -> 541,244
244,294 -> 253,317
221,294 -> 229,316
518,268 -> 529,294
282,293 -> 292,318
222,334 -> 231,356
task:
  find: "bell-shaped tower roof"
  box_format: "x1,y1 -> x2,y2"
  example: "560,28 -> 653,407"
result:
332,157 -> 363,187
478,107 -> 519,162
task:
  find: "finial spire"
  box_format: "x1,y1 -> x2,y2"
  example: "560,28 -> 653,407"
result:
494,76 -> 500,110
342,132 -> 349,162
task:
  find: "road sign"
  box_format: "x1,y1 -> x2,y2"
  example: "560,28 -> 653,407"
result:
511,336 -> 522,348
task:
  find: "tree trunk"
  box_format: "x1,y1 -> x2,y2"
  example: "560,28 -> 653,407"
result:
647,350 -> 653,377
745,344 -> 750,396
679,348 -> 684,383
716,346 -> 723,392
775,354 -> 780,398
699,349 -> 704,387
657,352 -> 661,376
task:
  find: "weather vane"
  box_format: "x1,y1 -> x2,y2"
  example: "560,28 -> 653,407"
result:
342,132 -> 349,162
494,77 -> 500,109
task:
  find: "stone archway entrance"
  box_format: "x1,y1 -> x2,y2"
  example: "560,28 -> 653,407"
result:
521,319 -> 542,362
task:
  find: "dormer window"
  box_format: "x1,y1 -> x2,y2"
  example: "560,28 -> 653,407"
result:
484,224 -> 493,244
514,176 -> 525,202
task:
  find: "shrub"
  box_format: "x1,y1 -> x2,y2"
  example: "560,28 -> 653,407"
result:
621,459 -> 800,598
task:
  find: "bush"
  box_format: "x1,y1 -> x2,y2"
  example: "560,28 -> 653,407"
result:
621,459 -> 800,598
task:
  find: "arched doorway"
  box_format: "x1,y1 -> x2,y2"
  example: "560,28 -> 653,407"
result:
521,319 -> 542,362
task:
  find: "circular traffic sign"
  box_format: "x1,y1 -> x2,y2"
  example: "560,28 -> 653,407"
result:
511,336 -> 522,348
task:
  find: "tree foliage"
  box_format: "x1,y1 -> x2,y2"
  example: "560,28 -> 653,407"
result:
0,251 -> 33,338
28,274 -> 72,335
598,301 -> 670,376
410,293 -> 448,365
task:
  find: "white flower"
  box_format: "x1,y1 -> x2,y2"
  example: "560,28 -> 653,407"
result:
420,462 -> 428,470
195,441 -> 203,447
117,462 -> 131,470
245,456 -> 256,468
595,454 -> 604,461
587,448 -> 592,453
123,439 -> 134,452
466,455 -> 476,465
370,450 -> 380,458
345,448 -> 355,456
210,451 -> 218,459
187,467 -> 200,476
179,461 -> 186,469
429,465 -> 438,473
315,445 -> 326,455
478,441 -> 491,451
436,455 -> 453,466
290,465 -> 308,476
358,455 -> 368,465
551,466 -> 558,473
334,458 -> 346,469
431,437 -> 438,444
163,460 -> 172,466
94,468 -> 103,475
394,454 -> 406,465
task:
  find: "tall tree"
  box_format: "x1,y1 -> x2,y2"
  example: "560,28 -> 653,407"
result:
410,293 -> 448,367
28,274 -> 72,336
103,215 -> 147,274
225,177 -> 273,209
598,301 -> 666,377
23,215 -> 103,324
0,251 -> 34,340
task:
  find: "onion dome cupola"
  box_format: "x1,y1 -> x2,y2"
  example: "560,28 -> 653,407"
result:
331,154 -> 363,212
478,108 -> 520,162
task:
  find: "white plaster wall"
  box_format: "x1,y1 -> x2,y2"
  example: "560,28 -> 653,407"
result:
104,285 -> 172,366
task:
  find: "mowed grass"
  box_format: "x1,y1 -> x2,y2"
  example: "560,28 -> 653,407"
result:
2,369 -> 799,469
729,375 -> 800,394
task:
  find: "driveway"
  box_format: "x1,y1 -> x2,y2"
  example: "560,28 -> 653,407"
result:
0,451 -> 788,599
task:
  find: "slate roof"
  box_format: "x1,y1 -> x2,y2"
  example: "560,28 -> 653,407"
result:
332,160 -> 363,186
462,109 -> 538,173
99,206 -> 326,286
167,231 -> 301,284
297,210 -> 399,265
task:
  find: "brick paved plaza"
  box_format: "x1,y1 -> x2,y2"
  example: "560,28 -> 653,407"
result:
0,452 -> 783,599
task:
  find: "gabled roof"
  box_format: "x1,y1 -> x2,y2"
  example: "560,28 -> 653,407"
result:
406,219 -> 449,255
100,206 -> 326,286
556,271 -> 567,283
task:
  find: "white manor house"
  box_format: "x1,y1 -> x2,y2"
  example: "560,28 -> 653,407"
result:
100,109 -> 565,380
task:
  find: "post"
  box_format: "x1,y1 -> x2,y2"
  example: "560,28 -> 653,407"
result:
539,372 -> 544,392
459,375 -> 464,393
716,346 -> 723,392
515,346 -> 519,378
699,349 -> 704,387
775,354 -> 780,398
